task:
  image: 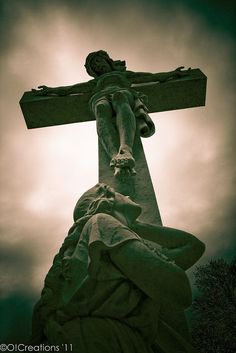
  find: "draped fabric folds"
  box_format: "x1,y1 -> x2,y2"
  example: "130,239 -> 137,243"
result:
32,213 -> 196,353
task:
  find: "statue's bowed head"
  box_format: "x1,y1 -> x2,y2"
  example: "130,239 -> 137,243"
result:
73,183 -> 142,227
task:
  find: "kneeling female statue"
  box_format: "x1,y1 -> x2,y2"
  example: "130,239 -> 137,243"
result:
31,183 -> 205,353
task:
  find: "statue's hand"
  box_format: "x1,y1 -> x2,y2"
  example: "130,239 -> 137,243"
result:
174,66 -> 191,78
31,85 -> 52,96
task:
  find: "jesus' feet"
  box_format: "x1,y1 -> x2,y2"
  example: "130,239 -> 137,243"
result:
113,166 -> 136,177
110,148 -> 136,177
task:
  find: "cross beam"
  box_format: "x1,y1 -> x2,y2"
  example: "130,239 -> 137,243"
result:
20,69 -> 206,129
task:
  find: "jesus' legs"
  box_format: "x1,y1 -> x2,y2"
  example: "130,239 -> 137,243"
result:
95,99 -> 119,161
95,99 -> 126,176
95,91 -> 137,177
111,91 -> 136,176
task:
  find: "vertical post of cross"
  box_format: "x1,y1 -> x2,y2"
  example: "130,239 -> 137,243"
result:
99,132 -> 162,225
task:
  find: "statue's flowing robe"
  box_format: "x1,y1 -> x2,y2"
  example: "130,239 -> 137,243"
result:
32,213 -> 196,353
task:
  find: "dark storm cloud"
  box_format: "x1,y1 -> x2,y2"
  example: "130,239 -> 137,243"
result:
0,207 -> 66,298
0,242 -> 34,281
0,191 -> 70,341
1,0 -> 235,47
0,291 -> 36,342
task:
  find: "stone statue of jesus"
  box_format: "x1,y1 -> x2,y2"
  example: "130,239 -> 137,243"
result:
33,50 -> 190,176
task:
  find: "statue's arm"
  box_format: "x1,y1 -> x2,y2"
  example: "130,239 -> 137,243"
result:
110,239 -> 192,309
126,67 -> 191,84
131,221 -> 205,270
31,79 -> 96,96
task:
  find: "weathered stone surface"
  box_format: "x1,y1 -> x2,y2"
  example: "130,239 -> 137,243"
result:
21,51 -> 207,181
99,133 -> 162,225
31,184 -> 205,353
20,69 -> 206,129
20,90 -> 92,129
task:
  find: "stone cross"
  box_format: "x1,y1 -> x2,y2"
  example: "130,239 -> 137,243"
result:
20,54 -> 206,226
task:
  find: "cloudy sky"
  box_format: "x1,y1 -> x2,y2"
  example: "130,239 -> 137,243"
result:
0,0 -> 235,342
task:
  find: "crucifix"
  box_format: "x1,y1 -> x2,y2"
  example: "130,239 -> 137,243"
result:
22,50 -> 207,352
20,50 -> 206,226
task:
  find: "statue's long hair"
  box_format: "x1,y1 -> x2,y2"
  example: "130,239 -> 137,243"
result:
31,183 -> 115,342
60,183 -> 115,254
